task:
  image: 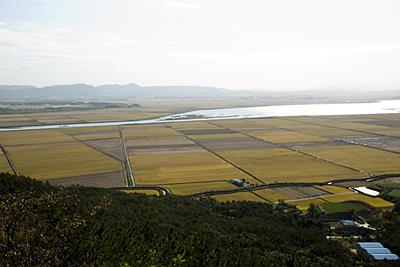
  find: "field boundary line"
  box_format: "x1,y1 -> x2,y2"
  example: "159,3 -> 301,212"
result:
0,144 -> 19,175
167,125 -> 266,185
282,117 -> 400,156
285,192 -> 356,203
250,191 -> 273,203
207,121 -> 368,176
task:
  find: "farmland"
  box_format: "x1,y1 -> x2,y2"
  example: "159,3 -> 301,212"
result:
161,181 -> 236,196
320,193 -> 394,208
0,149 -> 12,173
1,112 -> 400,211
6,141 -> 122,181
320,202 -> 370,214
0,128 -> 125,187
212,191 -> 266,202
0,108 -> 169,127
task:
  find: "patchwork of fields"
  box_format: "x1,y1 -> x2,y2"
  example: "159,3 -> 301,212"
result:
0,128 -> 125,187
1,113 -> 400,210
0,149 -> 12,173
0,108 -> 168,127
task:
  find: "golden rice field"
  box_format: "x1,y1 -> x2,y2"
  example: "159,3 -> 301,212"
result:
60,126 -> 120,140
130,151 -> 257,185
257,118 -> 366,137
246,130 -> 328,143
288,116 -> 400,137
1,112 -> 400,212
167,121 -> 222,130
0,115 -> 34,122
28,109 -> 167,124
162,181 -> 236,196
213,186 -> 392,210
126,135 -> 194,150
253,188 -> 290,202
0,150 -> 12,173
212,192 -> 265,202
218,148 -> 363,183
0,129 -> 74,145
188,133 -> 245,140
320,193 -> 394,208
285,198 -> 328,211
213,119 -> 277,131
300,145 -> 400,174
368,129 -> 400,137
122,125 -> 179,138
6,141 -> 122,180
119,189 -> 160,196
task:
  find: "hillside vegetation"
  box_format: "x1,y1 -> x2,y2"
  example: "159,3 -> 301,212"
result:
1,172 -> 397,266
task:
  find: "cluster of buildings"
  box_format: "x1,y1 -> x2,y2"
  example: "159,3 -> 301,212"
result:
356,242 -> 399,261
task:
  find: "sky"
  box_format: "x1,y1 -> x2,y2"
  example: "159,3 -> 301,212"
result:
0,0 -> 399,91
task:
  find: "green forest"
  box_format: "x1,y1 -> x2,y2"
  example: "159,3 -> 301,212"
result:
0,173 -> 399,267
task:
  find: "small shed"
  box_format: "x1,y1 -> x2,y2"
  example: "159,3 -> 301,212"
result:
231,179 -> 246,187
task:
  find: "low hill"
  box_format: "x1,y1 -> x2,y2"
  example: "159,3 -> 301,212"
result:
0,173 -> 358,266
1,83 -> 399,100
0,83 -> 234,99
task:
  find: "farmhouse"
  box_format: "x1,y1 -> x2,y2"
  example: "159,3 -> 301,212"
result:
231,178 -> 250,187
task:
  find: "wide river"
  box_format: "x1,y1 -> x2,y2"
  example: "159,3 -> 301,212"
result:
1,99 -> 400,132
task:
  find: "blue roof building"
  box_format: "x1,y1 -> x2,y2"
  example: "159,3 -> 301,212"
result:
369,254 -> 399,261
365,248 -> 392,255
356,242 -> 399,261
339,219 -> 355,226
357,242 -> 384,249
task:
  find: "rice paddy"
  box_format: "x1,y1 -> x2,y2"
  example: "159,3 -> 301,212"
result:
247,130 -> 328,143
6,141 -> 122,180
162,181 -> 237,196
218,148 -> 363,183
320,193 -> 394,208
130,151 -> 256,185
252,188 -> 290,202
285,198 -> 328,211
1,112 -> 400,211
0,129 -> 74,145
120,189 -> 160,196
300,145 -> 400,174
0,150 -> 12,173
320,202 -> 370,214
212,192 -> 266,202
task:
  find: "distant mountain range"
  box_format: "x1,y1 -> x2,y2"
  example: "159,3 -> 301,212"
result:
0,83 -> 399,100
0,83 -> 238,99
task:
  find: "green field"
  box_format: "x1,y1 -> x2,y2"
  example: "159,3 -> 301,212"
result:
320,202 -> 370,214
387,189 -> 400,199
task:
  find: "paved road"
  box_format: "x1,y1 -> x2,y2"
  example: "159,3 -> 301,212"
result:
186,173 -> 400,198
119,127 -> 135,187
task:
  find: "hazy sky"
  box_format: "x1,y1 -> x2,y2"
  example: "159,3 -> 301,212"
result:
0,0 -> 399,91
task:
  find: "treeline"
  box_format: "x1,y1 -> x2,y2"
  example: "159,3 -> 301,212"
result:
0,173 -> 383,266
0,102 -> 140,115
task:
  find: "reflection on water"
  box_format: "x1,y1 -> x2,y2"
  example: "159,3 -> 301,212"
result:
161,100 -> 400,121
1,100 -> 399,132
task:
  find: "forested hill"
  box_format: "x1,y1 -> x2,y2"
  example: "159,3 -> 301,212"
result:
0,173 -> 359,266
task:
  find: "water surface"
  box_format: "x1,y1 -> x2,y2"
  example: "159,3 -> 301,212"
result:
1,100 -> 399,132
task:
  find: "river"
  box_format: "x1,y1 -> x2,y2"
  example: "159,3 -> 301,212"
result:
1,100 -> 399,132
